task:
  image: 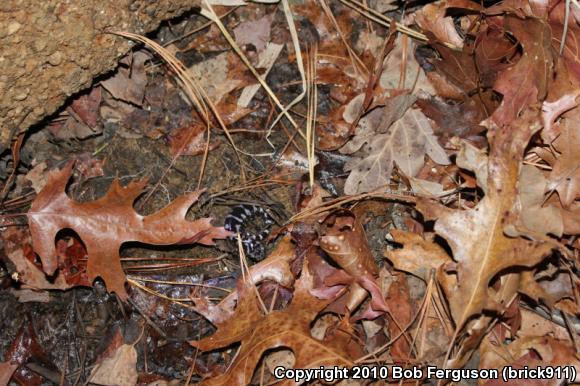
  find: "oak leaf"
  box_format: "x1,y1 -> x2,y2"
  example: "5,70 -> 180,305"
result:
417,109 -> 555,368
541,90 -> 580,142
193,236 -> 297,325
190,261 -> 359,386
0,227 -> 70,291
26,162 -> 230,300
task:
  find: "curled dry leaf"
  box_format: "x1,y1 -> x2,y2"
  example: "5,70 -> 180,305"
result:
415,1 -> 464,48
319,210 -> 390,317
26,162 -> 230,300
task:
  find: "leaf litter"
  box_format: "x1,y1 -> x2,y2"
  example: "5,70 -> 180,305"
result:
0,0 -> 579,384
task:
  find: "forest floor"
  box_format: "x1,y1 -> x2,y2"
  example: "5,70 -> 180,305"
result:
0,0 -> 579,385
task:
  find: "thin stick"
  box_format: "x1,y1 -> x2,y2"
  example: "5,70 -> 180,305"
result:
306,45 -> 318,188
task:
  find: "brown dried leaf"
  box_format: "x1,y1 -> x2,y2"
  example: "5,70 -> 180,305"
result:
380,35 -> 436,94
340,93 -> 416,154
416,96 -> 487,141
480,336 -> 580,385
319,210 -> 388,315
541,90 -> 580,142
101,51 -> 150,106
385,229 -> 451,281
69,86 -> 102,128
415,1 -> 464,48
190,261 -> 358,386
193,236 -> 297,325
1,227 -> 70,291
417,109 -> 555,368
168,123 -> 220,157
188,52 -> 241,105
429,41 -> 479,95
486,16 -> 553,127
517,269 -> 576,314
27,162 -> 230,300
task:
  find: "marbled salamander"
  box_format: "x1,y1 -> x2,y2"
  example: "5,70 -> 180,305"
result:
224,204 -> 274,261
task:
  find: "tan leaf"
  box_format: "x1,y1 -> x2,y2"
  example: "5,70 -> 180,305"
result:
518,270 -> 577,314
409,177 -> 446,198
541,89 -> 580,142
519,308 -> 569,341
480,335 -> 580,384
385,230 -> 451,281
344,108 -> 450,194
188,52 -> 241,104
101,51 -> 150,106
340,93 -> 416,155
27,162 -> 230,300
88,329 -> 138,386
455,139 -> 488,193
517,165 -> 564,236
